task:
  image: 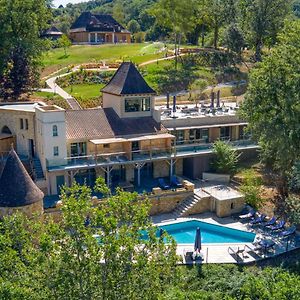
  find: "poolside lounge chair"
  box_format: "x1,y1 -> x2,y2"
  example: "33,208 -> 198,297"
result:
171,175 -> 183,188
250,214 -> 266,225
263,216 -> 277,227
279,226 -> 297,238
270,220 -> 285,232
244,243 -> 263,255
228,246 -> 244,260
158,178 -> 170,190
238,209 -> 256,220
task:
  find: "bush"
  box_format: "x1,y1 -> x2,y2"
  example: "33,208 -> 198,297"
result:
289,161 -> 300,192
212,140 -> 240,175
239,169 -> 263,209
285,195 -> 300,225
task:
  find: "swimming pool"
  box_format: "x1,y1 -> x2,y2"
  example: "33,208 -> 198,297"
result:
157,220 -> 255,244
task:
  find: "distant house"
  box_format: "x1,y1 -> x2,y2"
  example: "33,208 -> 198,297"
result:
69,12 -> 131,44
41,26 -> 63,41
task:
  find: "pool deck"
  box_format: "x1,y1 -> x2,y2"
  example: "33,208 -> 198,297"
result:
151,212 -> 300,265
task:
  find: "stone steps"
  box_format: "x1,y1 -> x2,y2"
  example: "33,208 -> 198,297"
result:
173,193 -> 203,217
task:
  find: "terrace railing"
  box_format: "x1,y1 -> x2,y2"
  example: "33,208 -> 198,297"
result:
46,139 -> 257,170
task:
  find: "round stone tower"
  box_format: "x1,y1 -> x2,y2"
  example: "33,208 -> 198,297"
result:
0,149 -> 44,218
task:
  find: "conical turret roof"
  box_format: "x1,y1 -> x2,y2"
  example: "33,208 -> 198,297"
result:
102,62 -> 156,95
0,149 -> 44,207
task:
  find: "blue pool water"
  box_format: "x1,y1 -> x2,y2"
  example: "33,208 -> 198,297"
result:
157,220 -> 255,244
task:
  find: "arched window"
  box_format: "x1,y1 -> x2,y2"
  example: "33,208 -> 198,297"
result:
1,126 -> 12,134
53,125 -> 58,137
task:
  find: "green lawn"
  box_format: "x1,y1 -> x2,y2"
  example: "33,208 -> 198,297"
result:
42,43 -> 166,77
65,83 -> 103,100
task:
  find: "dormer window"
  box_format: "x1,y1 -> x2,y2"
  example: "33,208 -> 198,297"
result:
53,125 -> 58,137
125,97 -> 150,113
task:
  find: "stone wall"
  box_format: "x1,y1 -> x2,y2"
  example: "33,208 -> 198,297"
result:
182,195 -> 211,216
0,136 -> 15,154
0,109 -> 35,156
44,189 -> 194,219
215,197 -> 245,218
149,190 -> 193,215
0,200 -> 44,219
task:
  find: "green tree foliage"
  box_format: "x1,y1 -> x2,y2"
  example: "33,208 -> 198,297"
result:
240,169 -> 263,208
0,179 -> 178,299
240,20 -> 300,195
150,0 -> 194,67
0,0 -> 51,100
239,0 -> 292,61
127,19 -> 141,34
223,23 -> 245,59
212,140 -> 240,175
285,195 -> 300,225
289,161 -> 300,192
58,34 -> 72,57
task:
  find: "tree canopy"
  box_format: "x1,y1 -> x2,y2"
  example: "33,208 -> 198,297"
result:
240,20 -> 300,195
0,0 -> 51,99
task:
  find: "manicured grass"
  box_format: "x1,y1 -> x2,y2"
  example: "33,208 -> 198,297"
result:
42,43 -> 165,77
64,83 -> 103,100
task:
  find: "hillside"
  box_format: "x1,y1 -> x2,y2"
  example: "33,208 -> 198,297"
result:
53,0 -> 158,34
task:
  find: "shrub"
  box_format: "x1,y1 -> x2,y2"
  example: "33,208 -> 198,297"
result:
289,161 -> 300,192
285,195 -> 300,225
212,140 -> 240,175
239,169 -> 263,209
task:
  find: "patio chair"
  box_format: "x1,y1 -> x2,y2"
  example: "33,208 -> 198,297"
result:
279,226 -> 297,238
238,209 -> 256,220
244,243 -> 263,256
171,175 -> 183,188
158,178 -> 170,190
263,216 -> 277,227
250,214 -> 266,225
270,220 -> 286,232
228,246 -> 244,260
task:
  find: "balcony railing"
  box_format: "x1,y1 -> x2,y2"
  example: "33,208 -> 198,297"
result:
46,139 -> 257,170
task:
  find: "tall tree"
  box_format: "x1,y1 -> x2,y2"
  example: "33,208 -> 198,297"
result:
0,0 -> 51,100
240,20 -> 300,197
151,0 -> 194,67
238,0 -> 292,61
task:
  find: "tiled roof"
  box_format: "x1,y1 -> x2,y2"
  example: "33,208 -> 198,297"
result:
0,149 -> 44,207
65,109 -> 115,140
65,107 -> 165,140
71,12 -> 128,33
104,108 -> 164,136
102,62 -> 156,96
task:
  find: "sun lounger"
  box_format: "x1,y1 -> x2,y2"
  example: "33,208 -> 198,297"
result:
171,175 -> 183,188
279,226 -> 297,238
228,246 -> 244,260
263,216 -> 277,227
158,178 -> 170,190
238,209 -> 256,220
244,243 -> 263,255
250,214 -> 266,225
270,220 -> 285,232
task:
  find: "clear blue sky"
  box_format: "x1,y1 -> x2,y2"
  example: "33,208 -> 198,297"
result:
53,0 -> 85,7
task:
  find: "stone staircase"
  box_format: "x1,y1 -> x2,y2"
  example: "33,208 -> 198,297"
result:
32,157 -> 44,180
173,193 -> 204,218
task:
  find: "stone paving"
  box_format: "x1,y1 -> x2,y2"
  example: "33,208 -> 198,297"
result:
151,212 -> 300,264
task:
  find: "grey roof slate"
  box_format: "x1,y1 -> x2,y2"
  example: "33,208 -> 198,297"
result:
102,62 -> 156,96
0,149 -> 44,207
65,107 -> 164,140
65,108 -> 115,140
71,12 -> 128,33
